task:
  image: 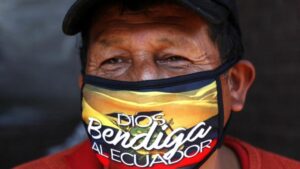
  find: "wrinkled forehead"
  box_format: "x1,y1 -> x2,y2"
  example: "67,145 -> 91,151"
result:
89,2 -> 208,30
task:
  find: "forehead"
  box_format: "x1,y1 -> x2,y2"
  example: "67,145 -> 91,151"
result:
88,2 -> 210,36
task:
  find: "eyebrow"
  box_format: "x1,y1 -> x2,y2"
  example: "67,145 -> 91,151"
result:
158,36 -> 190,48
95,35 -> 185,48
96,38 -> 124,47
96,37 -> 178,48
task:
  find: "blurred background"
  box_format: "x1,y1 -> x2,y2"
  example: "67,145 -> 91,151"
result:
0,0 -> 299,168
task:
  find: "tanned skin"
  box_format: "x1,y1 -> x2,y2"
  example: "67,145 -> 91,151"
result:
84,3 -> 256,169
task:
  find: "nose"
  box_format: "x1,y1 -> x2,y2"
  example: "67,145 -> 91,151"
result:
124,30 -> 165,81
130,55 -> 161,81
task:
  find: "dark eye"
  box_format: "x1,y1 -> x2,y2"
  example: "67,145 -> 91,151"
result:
102,58 -> 124,65
100,57 -> 131,72
164,55 -> 188,62
157,55 -> 191,67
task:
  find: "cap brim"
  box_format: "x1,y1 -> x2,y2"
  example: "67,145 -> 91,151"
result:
63,0 -> 229,35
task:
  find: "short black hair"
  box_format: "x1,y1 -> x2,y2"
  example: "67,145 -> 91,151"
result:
79,0 -> 243,73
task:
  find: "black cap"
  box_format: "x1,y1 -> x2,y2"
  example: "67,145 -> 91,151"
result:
62,0 -> 242,37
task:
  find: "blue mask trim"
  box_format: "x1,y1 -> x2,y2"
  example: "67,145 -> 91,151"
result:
85,77 -> 215,93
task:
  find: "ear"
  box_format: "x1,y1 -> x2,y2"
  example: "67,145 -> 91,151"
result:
227,60 -> 256,112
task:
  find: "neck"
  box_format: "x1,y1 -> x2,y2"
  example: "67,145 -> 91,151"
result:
200,145 -> 241,169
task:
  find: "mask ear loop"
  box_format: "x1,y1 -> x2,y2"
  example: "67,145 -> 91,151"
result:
216,77 -> 225,148
215,69 -> 234,148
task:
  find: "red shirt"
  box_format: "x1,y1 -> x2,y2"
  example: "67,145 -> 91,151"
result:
15,136 -> 300,169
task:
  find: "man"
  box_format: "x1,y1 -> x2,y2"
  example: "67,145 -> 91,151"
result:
15,0 -> 300,169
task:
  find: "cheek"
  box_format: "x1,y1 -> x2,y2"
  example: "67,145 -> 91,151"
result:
220,76 -> 232,125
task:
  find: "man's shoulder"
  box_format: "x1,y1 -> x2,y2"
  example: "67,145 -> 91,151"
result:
13,140 -> 92,169
225,136 -> 300,169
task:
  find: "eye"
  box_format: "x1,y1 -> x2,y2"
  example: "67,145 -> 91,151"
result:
157,55 -> 191,68
100,57 -> 131,72
102,57 -> 124,65
164,55 -> 188,62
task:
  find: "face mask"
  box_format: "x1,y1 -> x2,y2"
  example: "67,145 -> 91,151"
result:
81,59 -> 236,169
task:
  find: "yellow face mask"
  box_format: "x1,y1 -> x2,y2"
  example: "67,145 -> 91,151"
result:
81,63 -> 231,169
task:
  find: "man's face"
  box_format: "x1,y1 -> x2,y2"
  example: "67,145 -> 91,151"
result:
86,3 -> 221,81
85,3 -> 255,125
